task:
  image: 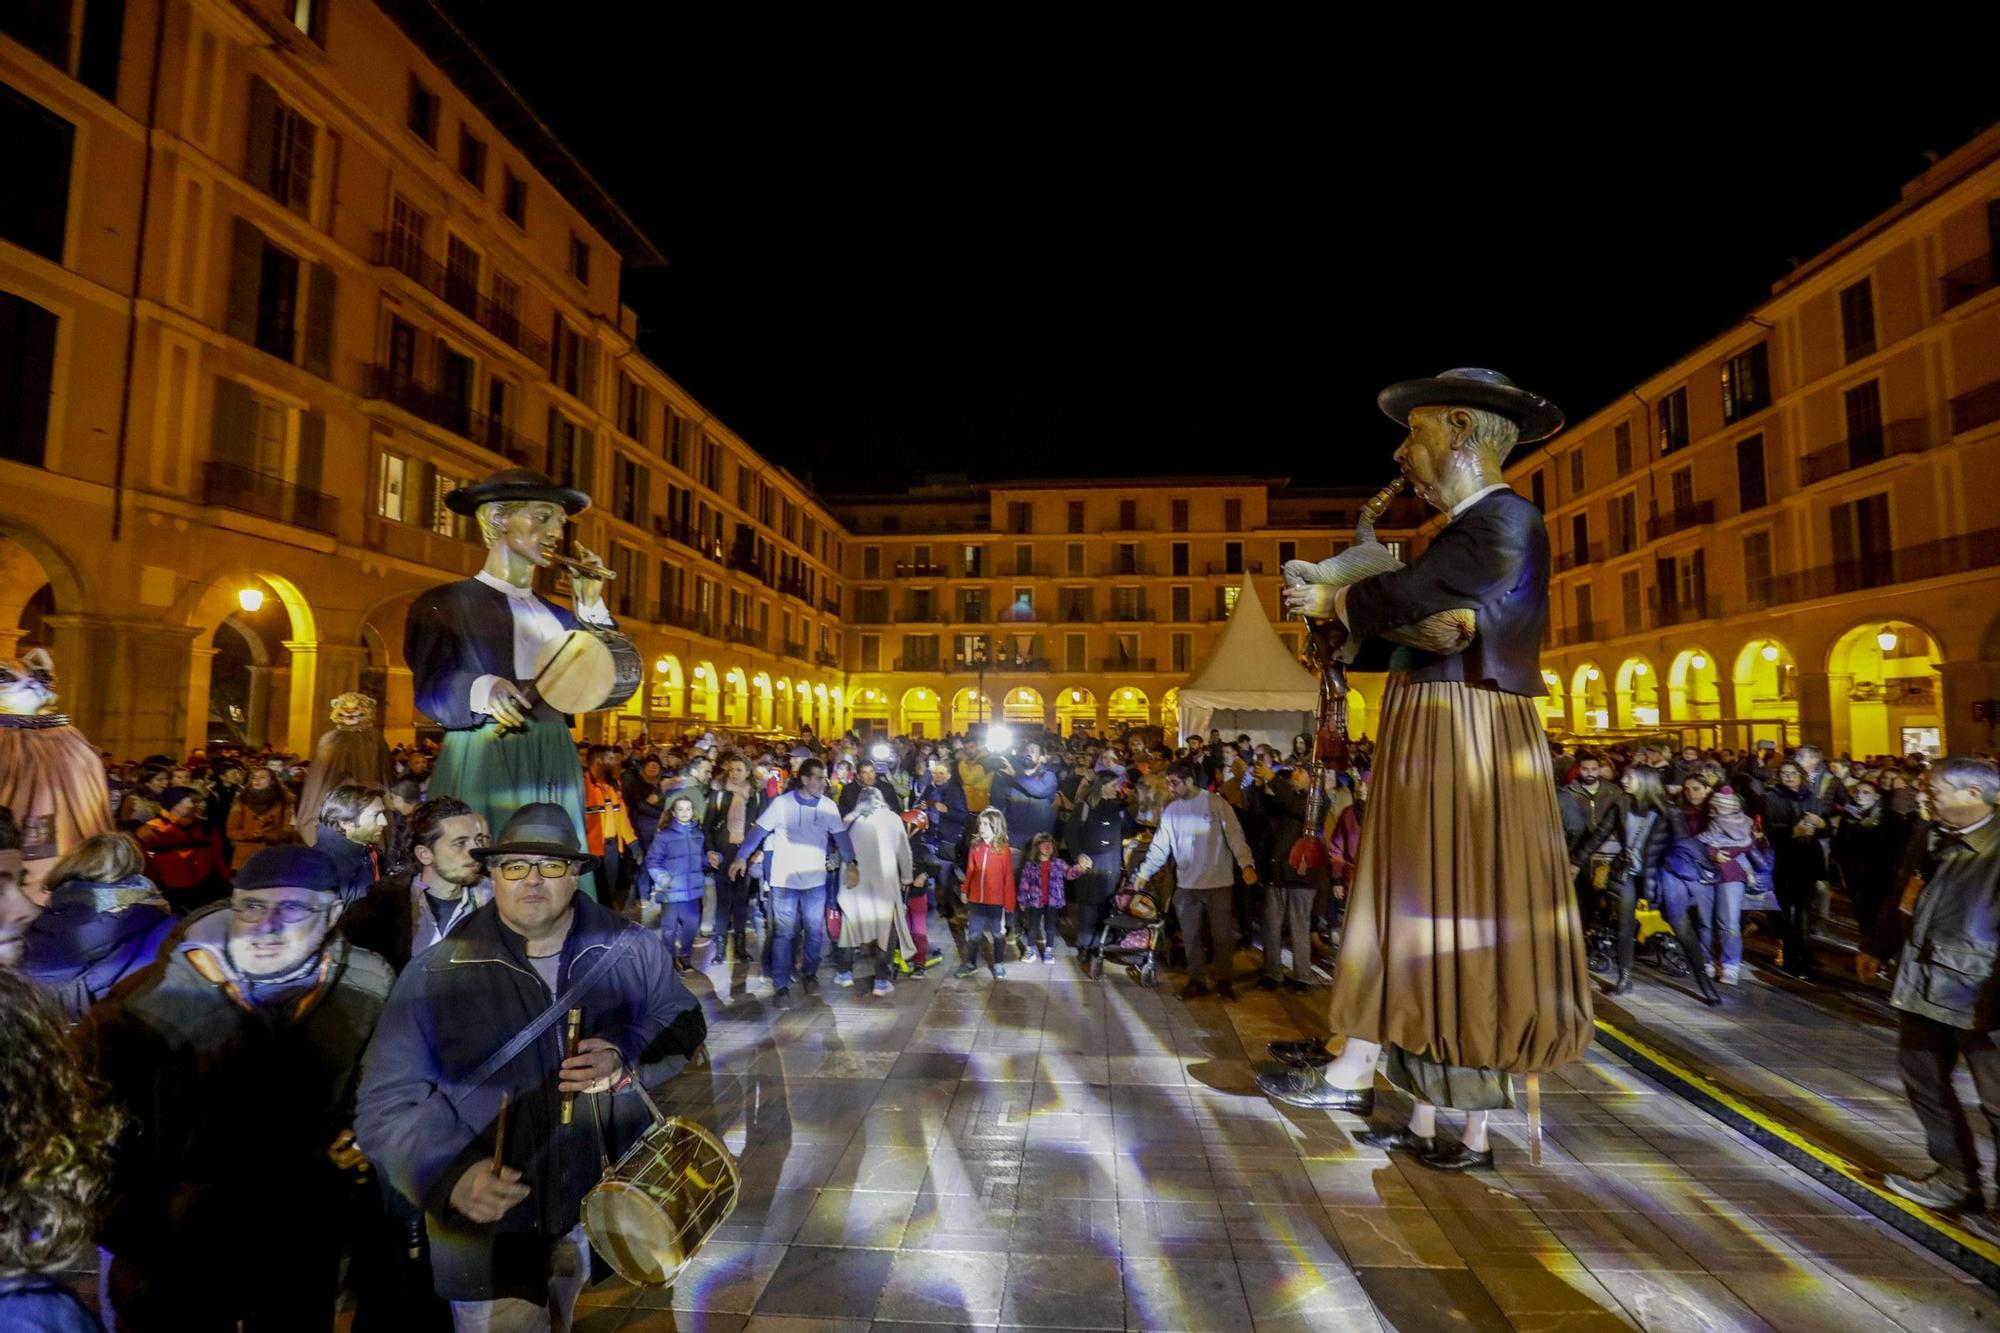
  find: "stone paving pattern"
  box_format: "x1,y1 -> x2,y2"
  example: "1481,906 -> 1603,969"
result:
562,929 -> 2000,1331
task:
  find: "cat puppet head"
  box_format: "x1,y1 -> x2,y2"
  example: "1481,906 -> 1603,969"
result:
0,646 -> 58,716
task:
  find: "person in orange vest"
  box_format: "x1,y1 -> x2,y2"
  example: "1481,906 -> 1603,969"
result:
582,747 -> 639,912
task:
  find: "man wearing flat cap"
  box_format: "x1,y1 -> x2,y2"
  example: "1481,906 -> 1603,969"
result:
1266,369 -> 1593,1172
405,468 -> 621,899
85,845 -> 393,1330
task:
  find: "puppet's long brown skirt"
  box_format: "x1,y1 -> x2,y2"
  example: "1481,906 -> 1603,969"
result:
1327,676 -> 1593,1094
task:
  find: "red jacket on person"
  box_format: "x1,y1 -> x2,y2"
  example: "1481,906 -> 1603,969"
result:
963,841 -> 1016,910
136,816 -> 229,893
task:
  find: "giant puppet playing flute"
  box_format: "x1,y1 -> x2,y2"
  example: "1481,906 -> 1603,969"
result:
406,468 -> 640,899
1260,369 -> 1593,1173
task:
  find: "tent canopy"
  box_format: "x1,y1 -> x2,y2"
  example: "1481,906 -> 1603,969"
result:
1175,576 -> 1317,747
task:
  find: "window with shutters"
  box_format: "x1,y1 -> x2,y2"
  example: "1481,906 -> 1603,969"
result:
1530,470 -> 1545,511
547,412 -> 592,494
860,635 -> 881,671
377,450 -> 414,522
699,438 -> 721,489
961,544 -> 983,576
1613,422 -> 1632,476
1111,587 -> 1142,620
489,272 -> 520,341
1611,491 -> 1636,555
1839,278 -> 1876,362
1657,386 -> 1690,454
1118,499 -> 1137,530
1009,501 -> 1032,533
1224,541 -> 1243,574
663,408 -> 687,468
388,196 -> 427,271
228,218 -> 331,371
1224,498 -> 1242,531
1066,633 -> 1086,672
1066,543 -> 1083,576
1277,540 -> 1296,567
244,77 -> 315,216
501,169 -> 526,227
1067,500 -> 1085,533
1570,512 -> 1590,565
1670,467 -> 1694,513
1568,450 -> 1584,495
1843,380 -> 1885,468
1619,568 -> 1641,634
551,318 -> 591,400
1012,543 -> 1033,576
1573,583 -> 1594,635
1171,499 -> 1189,532
458,128 -> 487,190
1736,434 -> 1767,511
1171,542 -> 1189,576
618,373 -> 648,442
613,456 -> 649,527
612,544 -> 642,617
288,0 -> 324,43
444,236 -> 480,318
1171,586 -> 1190,622
406,74 -> 439,146
436,342 -> 473,434
1830,492 -> 1892,592
0,81 -> 74,262
1220,585 -> 1241,616
0,290 -> 57,467
569,233 -> 591,284
1742,529 -> 1773,604
432,468 -> 473,541
1722,342 -> 1770,422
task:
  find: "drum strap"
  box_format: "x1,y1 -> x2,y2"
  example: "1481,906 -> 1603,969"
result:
446,933 -> 636,1115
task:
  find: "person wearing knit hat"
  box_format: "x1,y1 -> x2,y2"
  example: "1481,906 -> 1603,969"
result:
81,842 -> 394,1331
134,784 -> 230,911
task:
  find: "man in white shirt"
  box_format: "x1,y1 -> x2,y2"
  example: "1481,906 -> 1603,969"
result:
1133,761 -> 1258,1001
730,759 -> 858,1001
405,469 -> 630,901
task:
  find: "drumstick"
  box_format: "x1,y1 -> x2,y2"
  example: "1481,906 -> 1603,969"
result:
560,1007 -> 584,1125
491,1091 -> 510,1172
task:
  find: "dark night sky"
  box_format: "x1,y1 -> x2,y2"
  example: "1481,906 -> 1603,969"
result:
431,13 -> 1998,494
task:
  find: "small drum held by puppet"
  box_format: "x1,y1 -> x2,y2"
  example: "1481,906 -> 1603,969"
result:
582,1115 -> 741,1287
527,629 -> 642,714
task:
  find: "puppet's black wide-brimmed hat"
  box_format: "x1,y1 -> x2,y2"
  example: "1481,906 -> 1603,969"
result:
444,468 -> 590,517
1377,368 -> 1564,444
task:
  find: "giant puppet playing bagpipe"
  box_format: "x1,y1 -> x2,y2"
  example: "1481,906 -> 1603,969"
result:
1281,478 -> 1474,876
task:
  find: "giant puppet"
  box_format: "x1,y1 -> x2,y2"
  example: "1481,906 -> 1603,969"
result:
406,468 -> 639,898
1263,368 -> 1593,1172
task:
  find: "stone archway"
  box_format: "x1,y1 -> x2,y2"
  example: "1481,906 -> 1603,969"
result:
650,654 -> 686,720
900,686 -> 942,738
1570,662 -> 1609,732
1106,686 -> 1148,729
180,569 -> 333,756
752,673 -> 775,730
691,661 -> 720,722
1668,647 -> 1722,722
949,686 -> 991,732
1055,686 -> 1098,737
1826,618 -> 1943,759
1614,655 -> 1660,729
1732,635 -> 1797,731
722,667 -> 750,727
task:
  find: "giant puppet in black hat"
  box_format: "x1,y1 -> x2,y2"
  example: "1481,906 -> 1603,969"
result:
1261,369 -> 1593,1173
404,468 -> 635,899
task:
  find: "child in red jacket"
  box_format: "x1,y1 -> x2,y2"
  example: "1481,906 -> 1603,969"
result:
956,808 -> 1014,979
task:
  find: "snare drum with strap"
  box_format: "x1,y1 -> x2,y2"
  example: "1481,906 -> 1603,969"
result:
581,1079 -> 741,1287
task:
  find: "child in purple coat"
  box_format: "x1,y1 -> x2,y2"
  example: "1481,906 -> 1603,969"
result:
1017,833 -> 1071,963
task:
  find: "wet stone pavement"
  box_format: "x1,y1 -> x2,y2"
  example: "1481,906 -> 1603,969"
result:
561,920 -> 2000,1332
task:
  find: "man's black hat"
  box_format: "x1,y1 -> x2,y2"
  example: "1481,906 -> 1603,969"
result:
1377,368 -> 1564,444
470,801 -> 599,875
444,468 -> 590,517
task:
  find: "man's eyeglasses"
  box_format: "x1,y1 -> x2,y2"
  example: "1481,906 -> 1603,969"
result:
494,859 -> 578,881
230,899 -> 325,925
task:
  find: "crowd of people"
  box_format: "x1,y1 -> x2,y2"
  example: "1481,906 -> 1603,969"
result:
0,718 -> 1997,1327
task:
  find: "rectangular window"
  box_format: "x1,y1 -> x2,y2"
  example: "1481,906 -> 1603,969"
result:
1013,587 -> 1034,620
961,544 -> 983,576
0,284 -> 57,468
489,271 -> 520,340
1066,499 -> 1084,533
501,169 -> 526,227
1530,470 -> 1545,511
289,0 -> 324,43
1015,543 -> 1034,575
1570,512 -> 1590,565
377,451 -> 411,522
1658,386 -> 1690,454
1172,634 -> 1191,672
863,546 -> 880,578
444,235 -> 480,318
568,233 -> 591,283
1839,277 -> 1876,362
1830,492 -> 1892,591
1737,434 -> 1767,511
1118,498 -> 1137,530
1111,586 -> 1142,620
458,128 -> 488,190
1742,530 -> 1773,604
546,413 -> 592,493
406,74 -> 439,147
1115,543 -> 1139,575
1065,543 -> 1083,576
1224,540 -> 1243,574
1621,568 -> 1642,634
860,636 -> 880,671
1224,498 -> 1242,531
1171,498 -> 1189,532
1721,342 -> 1770,422
617,373 -> 647,441
1670,466 -> 1694,513
1009,501 -> 1032,533
664,409 -> 686,468
1171,542 -> 1189,577
1171,586 -> 1191,622
1613,422 -> 1632,476
432,468 -> 473,541
244,76 -> 315,216
1066,633 -> 1086,672
1569,450 -> 1584,495
611,544 -> 643,618
1573,584 -> 1594,635
1612,492 -> 1636,554
1843,379 -> 1885,468
961,588 -> 985,622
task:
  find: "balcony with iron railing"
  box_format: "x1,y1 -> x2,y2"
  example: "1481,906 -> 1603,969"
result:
1204,561 -> 1265,576
1556,621 -> 1606,647
817,650 -> 840,667
1951,379 -> 2000,436
782,639 -> 810,660
1652,594 -> 1715,628
1554,544 -> 1604,574
656,604 -> 719,637
1106,608 -> 1155,622
894,656 -> 944,672
1941,253 -> 1996,311
896,608 -> 949,624
995,606 -> 1044,624
1750,524 -> 2000,608
821,596 -> 842,616
1097,657 -> 1159,673
892,562 -> 946,578
724,624 -> 767,649
777,575 -> 812,601
1102,562 -> 1154,577
203,461 -> 339,536
986,657 -> 1052,673
1055,605 -> 1096,624
1007,564 -> 1055,578
371,232 -> 551,362
1798,418 -> 1930,486
364,365 -> 533,462
1646,500 -> 1717,542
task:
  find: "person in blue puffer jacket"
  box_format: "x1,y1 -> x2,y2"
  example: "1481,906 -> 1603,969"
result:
644,796 -> 707,970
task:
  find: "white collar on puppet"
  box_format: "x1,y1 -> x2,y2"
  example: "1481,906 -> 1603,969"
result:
475,570 -> 541,602
1449,483 -> 1511,523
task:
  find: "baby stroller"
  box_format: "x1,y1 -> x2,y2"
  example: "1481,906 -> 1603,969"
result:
1088,836 -> 1171,987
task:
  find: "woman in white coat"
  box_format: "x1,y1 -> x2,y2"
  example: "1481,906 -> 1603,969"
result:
844,787 -> 919,994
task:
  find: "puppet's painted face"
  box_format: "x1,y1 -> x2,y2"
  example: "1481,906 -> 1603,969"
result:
1393,406 -> 1460,511
330,693 -> 377,728
0,647 -> 58,716
495,501 -> 568,568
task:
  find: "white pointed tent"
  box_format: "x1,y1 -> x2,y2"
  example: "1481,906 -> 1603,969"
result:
1174,576 -> 1318,748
